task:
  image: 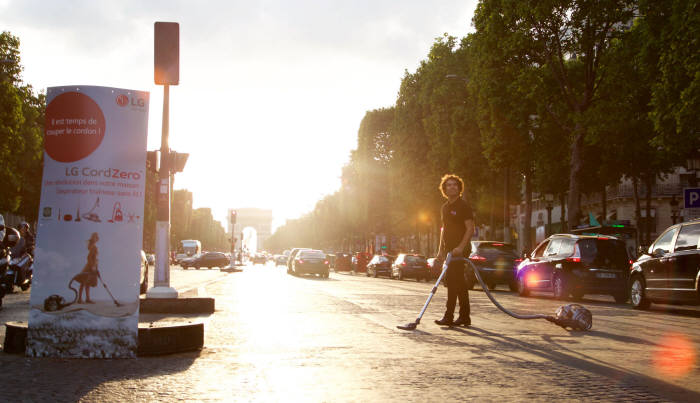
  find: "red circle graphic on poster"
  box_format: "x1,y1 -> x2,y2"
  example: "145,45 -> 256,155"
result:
44,92 -> 106,162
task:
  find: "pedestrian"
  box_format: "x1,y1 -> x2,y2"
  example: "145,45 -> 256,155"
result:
75,232 -> 100,304
435,174 -> 474,327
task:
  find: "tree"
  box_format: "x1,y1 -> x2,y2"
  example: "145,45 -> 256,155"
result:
0,31 -> 45,220
473,0 -> 636,227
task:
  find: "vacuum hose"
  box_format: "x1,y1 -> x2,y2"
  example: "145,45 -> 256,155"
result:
463,257 -> 592,331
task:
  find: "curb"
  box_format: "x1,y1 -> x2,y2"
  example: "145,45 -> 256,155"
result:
140,297 -> 215,314
3,321 -> 204,356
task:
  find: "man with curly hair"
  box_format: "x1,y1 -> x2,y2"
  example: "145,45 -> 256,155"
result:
435,174 -> 474,327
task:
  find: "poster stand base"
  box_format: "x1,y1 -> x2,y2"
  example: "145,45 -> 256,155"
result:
146,286 -> 178,299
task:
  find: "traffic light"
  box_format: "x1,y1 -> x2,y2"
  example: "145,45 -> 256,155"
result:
168,151 -> 189,173
154,22 -> 179,85
146,150 -> 160,173
230,210 -> 237,224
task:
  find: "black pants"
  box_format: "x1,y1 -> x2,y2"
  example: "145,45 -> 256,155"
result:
444,259 -> 470,319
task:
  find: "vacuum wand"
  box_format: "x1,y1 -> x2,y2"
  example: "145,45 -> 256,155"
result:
397,253 -> 454,330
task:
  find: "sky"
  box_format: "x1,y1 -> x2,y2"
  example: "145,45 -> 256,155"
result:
1,0 -> 477,231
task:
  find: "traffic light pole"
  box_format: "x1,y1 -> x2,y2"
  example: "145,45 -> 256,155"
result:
147,84 -> 178,298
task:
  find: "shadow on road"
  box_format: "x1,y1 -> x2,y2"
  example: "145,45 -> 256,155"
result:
453,326 -> 700,401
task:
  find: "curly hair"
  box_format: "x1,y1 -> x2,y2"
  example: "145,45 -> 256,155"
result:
439,174 -> 464,198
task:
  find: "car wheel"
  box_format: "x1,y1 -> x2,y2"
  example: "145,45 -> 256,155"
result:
195,264 -> 200,270
629,275 -> 651,309
553,275 -> 568,300
398,270 -> 404,281
373,269 -> 378,278
182,265 -> 188,270
508,280 -> 518,292
366,269 -> 370,277
571,289 -> 585,300
517,274 -> 530,297
487,282 -> 497,290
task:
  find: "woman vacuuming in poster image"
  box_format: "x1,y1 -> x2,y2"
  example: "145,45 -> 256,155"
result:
76,232 -> 99,304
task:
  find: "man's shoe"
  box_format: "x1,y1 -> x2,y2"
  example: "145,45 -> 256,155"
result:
434,317 -> 454,326
454,316 -> 471,327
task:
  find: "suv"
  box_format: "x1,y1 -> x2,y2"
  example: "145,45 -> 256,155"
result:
392,254 -> 429,281
516,234 -> 630,302
366,254 -> 395,278
630,220 -> 700,309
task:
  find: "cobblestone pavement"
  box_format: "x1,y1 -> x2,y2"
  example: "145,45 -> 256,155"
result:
1,263 -> 699,402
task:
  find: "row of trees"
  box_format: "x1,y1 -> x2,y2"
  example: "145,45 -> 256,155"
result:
267,0 -> 698,253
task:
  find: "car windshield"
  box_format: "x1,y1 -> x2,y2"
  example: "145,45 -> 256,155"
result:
404,255 -> 426,264
577,238 -> 628,266
478,243 -> 517,254
299,251 -> 326,259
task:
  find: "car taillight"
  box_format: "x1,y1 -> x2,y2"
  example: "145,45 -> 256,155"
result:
324,260 -> 329,265
401,262 -> 407,266
566,243 -> 581,263
492,243 -> 504,246
470,255 -> 486,261
514,258 -> 523,263
298,259 -> 304,264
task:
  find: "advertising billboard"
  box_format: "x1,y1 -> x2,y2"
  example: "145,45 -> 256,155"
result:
27,86 -> 149,358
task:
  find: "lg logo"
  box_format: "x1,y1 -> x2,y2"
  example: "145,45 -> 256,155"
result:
116,94 -> 146,108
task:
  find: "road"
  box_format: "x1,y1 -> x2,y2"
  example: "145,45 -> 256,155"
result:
0,263 -> 699,402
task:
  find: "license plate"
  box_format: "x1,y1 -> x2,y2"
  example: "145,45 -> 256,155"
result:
596,273 -> 616,279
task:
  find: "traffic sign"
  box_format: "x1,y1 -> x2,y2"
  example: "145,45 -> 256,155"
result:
684,188 -> 700,208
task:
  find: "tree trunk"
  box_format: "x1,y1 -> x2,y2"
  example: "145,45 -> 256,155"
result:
601,184 -> 607,223
524,170 -> 532,253
644,175 -> 654,246
567,123 -> 584,228
559,193 -> 567,232
504,165 -> 510,243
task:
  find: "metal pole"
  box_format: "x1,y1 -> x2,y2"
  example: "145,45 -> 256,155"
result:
147,84 -> 178,298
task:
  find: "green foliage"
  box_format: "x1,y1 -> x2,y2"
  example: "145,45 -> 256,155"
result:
0,31 -> 44,220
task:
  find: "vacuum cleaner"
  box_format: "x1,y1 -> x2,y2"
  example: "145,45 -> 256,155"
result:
397,253 -> 592,331
43,271 -> 122,312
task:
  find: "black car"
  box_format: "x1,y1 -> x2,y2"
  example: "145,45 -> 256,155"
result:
630,219 -> 700,309
366,254 -> 395,278
287,248 -> 311,274
516,234 -> 630,302
466,241 -> 521,291
182,252 -> 229,269
292,249 -> 329,278
392,253 -> 429,281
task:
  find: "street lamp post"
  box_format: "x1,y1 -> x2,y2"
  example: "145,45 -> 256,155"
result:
545,193 -> 554,236
670,195 -> 680,225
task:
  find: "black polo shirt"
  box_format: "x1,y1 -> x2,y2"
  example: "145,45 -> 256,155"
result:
441,197 -> 474,253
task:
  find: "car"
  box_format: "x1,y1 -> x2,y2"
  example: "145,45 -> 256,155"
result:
392,253 -> 429,281
366,254 -> 395,278
333,252 -> 352,271
273,254 -> 288,266
182,251 -> 229,269
287,248 -> 311,274
427,257 -> 441,280
629,219 -> 700,309
251,253 -> 266,264
291,249 -> 329,277
465,241 -> 522,291
516,233 -> 630,302
140,250 -> 149,294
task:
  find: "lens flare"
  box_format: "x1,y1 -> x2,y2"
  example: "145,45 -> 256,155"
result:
652,332 -> 696,378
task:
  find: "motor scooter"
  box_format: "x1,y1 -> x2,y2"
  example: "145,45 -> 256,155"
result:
0,247 -> 11,306
1,251 -> 33,295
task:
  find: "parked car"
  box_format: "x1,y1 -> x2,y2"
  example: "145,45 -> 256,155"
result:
629,219 -> 700,309
427,257 -> 441,280
516,234 -> 630,302
334,252 -> 352,271
292,249 -> 329,278
273,254 -> 288,266
140,250 -> 149,294
251,253 -> 266,264
182,252 -> 229,269
366,254 -> 395,278
466,241 -> 521,291
287,248 -> 311,274
392,253 -> 429,281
